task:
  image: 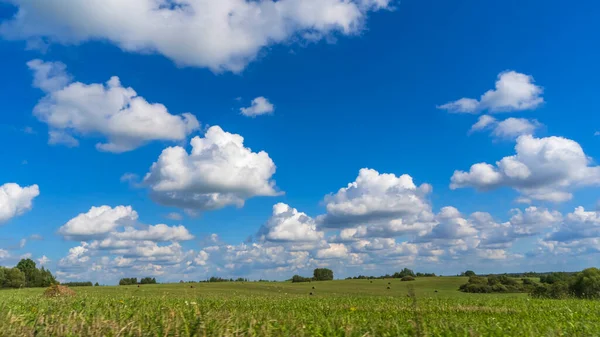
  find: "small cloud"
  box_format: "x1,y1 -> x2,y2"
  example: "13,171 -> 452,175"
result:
165,212 -> 183,221
37,255 -> 50,265
240,97 -> 275,117
29,234 -> 43,240
438,71 -> 543,114
19,239 -> 26,249
21,160 -> 28,165
120,173 -> 142,187
595,131 -> 599,136
20,253 -> 32,259
22,126 -> 36,134
234,97 -> 242,101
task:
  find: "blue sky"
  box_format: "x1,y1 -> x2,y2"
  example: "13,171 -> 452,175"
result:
0,0 -> 599,283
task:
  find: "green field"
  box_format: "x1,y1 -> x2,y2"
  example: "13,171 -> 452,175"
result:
1,277 -> 599,336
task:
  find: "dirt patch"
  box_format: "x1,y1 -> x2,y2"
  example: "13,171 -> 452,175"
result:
43,285 -> 76,298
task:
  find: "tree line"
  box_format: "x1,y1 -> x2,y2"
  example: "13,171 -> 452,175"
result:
0,258 -> 56,289
459,268 -> 600,299
344,268 -> 436,280
119,277 -> 157,285
291,268 -> 334,283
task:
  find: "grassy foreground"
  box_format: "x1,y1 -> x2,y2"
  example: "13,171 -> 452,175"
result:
1,277 -> 599,336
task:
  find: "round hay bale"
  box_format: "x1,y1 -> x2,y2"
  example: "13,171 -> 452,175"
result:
43,285 -> 76,298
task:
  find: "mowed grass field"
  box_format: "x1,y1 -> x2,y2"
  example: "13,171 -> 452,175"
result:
1,277 -> 599,336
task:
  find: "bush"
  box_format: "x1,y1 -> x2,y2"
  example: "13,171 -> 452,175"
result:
460,275 -> 530,293
401,276 -> 415,281
463,270 -> 476,277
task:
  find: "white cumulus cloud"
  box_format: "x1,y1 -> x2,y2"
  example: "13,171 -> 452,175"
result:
143,125 -> 281,210
240,97 -> 275,117
451,135 -> 600,202
317,168 -> 433,229
28,59 -> 200,153
438,71 -> 544,114
2,0 -> 392,72
259,203 -> 324,243
470,115 -> 541,139
0,183 -> 40,223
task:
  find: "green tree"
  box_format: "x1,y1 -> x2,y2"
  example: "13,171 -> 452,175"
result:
94,282 -> 99,286
4,268 -> 25,288
0,267 -> 6,287
464,270 -> 476,277
313,268 -> 334,281
570,268 -> 600,299
16,258 -> 37,287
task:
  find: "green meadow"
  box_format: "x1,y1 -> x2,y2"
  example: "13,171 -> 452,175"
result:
1,277 -> 599,337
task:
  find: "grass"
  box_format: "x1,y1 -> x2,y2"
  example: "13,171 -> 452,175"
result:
1,277 -> 599,336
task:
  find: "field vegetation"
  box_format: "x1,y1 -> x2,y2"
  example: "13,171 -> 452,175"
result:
2,275 -> 600,336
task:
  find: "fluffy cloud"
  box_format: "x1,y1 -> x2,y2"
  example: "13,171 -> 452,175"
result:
258,203 -> 324,243
2,0 -> 392,72
58,206 -> 139,240
0,183 -> 40,223
546,207 -> 600,242
143,126 -> 281,210
470,115 -> 541,139
451,135 -> 600,202
56,206 -> 195,280
28,59 -> 200,153
316,243 -> 349,259
112,224 -> 194,242
0,249 -> 9,260
438,71 -> 544,113
240,97 -> 275,117
317,168 -> 433,230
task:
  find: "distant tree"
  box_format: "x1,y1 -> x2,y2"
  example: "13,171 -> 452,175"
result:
140,277 -> 157,284
61,282 -> 93,287
401,276 -> 415,281
463,270 -> 476,277
0,267 -> 5,287
292,275 -> 312,283
313,268 -> 334,281
94,282 -> 99,287
393,268 -> 416,278
119,278 -> 138,285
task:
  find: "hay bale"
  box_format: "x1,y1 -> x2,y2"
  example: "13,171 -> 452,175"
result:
43,285 -> 76,298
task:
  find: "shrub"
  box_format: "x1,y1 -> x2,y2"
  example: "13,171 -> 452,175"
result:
401,276 -> 415,281
460,275 -> 530,293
